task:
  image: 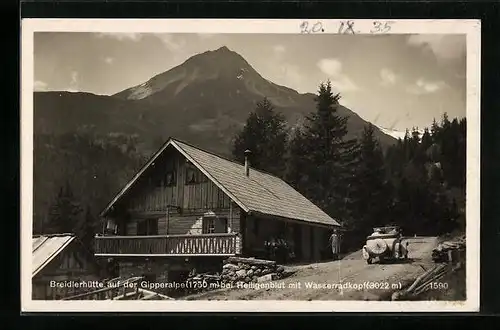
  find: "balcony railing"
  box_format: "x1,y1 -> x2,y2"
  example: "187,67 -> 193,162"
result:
94,233 -> 241,256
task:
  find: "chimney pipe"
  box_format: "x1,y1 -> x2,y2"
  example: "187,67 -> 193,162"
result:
244,149 -> 251,177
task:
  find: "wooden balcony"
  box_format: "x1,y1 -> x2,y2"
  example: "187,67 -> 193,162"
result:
94,233 -> 241,257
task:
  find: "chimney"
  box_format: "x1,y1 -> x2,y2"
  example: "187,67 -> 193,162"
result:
244,149 -> 251,177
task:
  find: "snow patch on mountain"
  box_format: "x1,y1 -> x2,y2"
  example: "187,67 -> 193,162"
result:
127,82 -> 153,100
377,126 -> 425,140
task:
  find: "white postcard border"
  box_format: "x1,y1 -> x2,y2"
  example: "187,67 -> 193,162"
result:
21,18 -> 481,313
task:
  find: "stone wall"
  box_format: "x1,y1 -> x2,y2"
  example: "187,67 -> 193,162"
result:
184,257 -> 291,295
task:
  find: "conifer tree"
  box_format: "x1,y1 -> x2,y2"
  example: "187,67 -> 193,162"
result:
287,81 -> 357,220
76,206 -> 97,252
350,124 -> 390,226
232,97 -> 289,177
47,181 -> 83,234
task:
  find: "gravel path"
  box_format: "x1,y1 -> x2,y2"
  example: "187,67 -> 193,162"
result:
183,237 -> 438,301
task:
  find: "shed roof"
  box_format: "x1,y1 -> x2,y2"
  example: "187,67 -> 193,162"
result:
101,138 -> 341,227
32,233 -> 75,277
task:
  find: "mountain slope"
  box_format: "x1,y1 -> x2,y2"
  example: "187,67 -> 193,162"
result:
34,46 -> 397,157
33,46 -> 398,232
113,46 -> 397,149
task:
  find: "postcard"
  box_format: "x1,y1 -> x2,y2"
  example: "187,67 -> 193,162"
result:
21,18 -> 480,312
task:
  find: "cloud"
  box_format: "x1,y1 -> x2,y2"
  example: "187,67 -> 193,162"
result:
104,57 -> 114,64
317,58 -> 358,92
273,45 -> 286,55
96,33 -> 143,41
406,78 -> 447,95
317,58 -> 342,76
157,34 -> 187,52
380,68 -> 397,86
34,80 -> 48,91
407,34 -> 466,61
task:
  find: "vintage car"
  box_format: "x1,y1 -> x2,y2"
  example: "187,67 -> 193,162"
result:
362,226 -> 409,264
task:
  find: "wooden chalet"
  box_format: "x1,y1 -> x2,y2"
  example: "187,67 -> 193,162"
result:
32,233 -> 102,300
96,138 -> 341,271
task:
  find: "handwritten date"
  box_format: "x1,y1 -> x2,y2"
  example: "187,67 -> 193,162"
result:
338,20 -> 356,34
299,20 -> 395,35
371,21 -> 394,34
300,21 -> 324,34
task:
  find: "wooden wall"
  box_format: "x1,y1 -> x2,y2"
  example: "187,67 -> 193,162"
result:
32,243 -> 102,300
107,146 -> 242,237
125,205 -> 241,236
124,149 -> 231,214
239,216 -> 333,262
301,225 -> 312,261
106,146 -> 334,262
313,227 -> 328,260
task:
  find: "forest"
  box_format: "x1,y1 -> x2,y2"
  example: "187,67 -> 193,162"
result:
33,133 -> 146,250
35,80 -> 466,253
232,81 -> 466,251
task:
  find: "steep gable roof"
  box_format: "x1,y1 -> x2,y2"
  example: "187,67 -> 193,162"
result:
101,138 -> 340,227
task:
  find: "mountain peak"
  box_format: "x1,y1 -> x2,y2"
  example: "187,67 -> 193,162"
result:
189,45 -> 246,66
215,45 -> 231,52
191,45 -> 254,75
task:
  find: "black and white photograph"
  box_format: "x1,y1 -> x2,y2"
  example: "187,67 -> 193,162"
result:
21,19 -> 480,312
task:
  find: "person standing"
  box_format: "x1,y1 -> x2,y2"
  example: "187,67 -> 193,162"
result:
329,229 -> 340,260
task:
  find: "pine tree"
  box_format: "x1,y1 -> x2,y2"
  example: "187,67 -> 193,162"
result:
232,97 -> 289,177
47,181 -> 83,234
285,126 -> 308,189
287,81 -> 357,220
421,127 -> 433,152
379,113 -> 467,237
430,118 -> 440,137
76,206 -> 97,252
343,124 -> 393,246
419,127 -> 434,172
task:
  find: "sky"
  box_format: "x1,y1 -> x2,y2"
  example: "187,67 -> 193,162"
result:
33,32 -> 466,132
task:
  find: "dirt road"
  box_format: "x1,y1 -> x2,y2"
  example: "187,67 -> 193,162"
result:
183,236 -> 438,301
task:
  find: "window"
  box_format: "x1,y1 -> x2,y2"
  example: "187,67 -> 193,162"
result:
202,217 -> 215,234
164,170 -> 176,186
154,170 -> 176,187
217,217 -> 229,233
137,219 -> 159,235
117,221 -> 127,235
186,164 -> 197,185
202,216 -> 228,234
185,163 -> 208,185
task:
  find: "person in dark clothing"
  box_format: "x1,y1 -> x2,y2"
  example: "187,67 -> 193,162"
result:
264,237 -> 276,260
329,229 -> 340,260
